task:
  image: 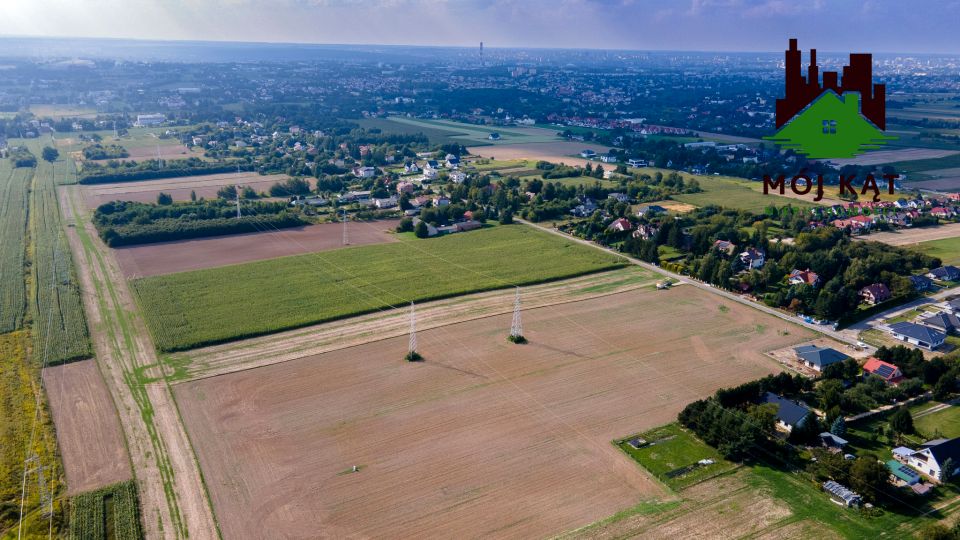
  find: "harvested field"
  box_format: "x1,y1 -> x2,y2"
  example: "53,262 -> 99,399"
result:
42,359 -> 131,494
81,171 -> 296,207
113,219 -> 401,278
861,223 -> 960,246
467,141 -> 611,169
86,143 -> 205,164
174,285 -> 811,539
910,177 -> 960,191
827,148 -> 960,167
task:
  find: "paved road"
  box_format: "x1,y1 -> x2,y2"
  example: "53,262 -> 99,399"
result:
519,219 -> 868,349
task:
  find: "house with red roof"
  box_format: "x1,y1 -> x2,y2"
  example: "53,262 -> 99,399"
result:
608,218 -> 633,232
931,207 -> 955,218
863,357 -> 904,385
788,268 -> 820,287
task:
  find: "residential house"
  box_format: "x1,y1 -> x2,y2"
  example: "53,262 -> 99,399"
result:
713,239 -> 737,256
422,168 -> 439,181
794,345 -> 849,372
859,283 -> 891,305
572,199 -> 598,217
432,196 -> 450,207
831,215 -> 873,232
903,438 -> 960,483
946,298 -> 960,314
920,312 -> 960,335
488,132 -> 501,140
338,190 -> 372,204
761,392 -> 811,432
446,156 -> 460,169
404,162 -> 420,173
739,248 -> 766,269
450,171 -> 467,184
927,266 -> 960,282
352,166 -> 376,178
820,432 -> 849,450
608,218 -> 633,232
788,269 -> 821,287
931,207 -> 955,219
600,153 -> 618,163
862,357 -> 905,384
607,192 -> 630,203
910,275 -> 934,292
888,322 -> 946,350
636,205 -> 667,217
424,160 -> 440,171
633,224 -> 659,240
396,181 -> 415,194
627,158 -> 647,167
580,149 -> 597,159
373,197 -> 398,209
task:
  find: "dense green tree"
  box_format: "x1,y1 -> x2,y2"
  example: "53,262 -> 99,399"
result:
889,407 -> 915,435
156,192 -> 173,205
414,220 -> 429,238
830,416 -> 847,438
41,146 -> 59,162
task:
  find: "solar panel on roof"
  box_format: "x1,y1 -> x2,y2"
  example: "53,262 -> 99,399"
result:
875,365 -> 896,377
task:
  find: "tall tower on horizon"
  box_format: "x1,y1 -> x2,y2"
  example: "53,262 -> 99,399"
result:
480,41 -> 484,67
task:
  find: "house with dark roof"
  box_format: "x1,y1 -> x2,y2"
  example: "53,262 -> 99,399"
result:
820,432 -> 848,450
794,345 -> 848,372
904,438 -> 960,483
636,205 -> 667,217
927,266 -> 960,282
761,392 -> 811,432
945,298 -> 960,315
888,321 -> 946,351
859,283 -> 891,305
910,274 -> 934,292
713,239 -> 737,255
920,312 -> 960,335
862,357 -> 904,385
739,248 -> 766,269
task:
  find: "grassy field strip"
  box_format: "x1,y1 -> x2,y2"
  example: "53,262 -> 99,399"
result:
25,143 -> 92,365
160,266 -> 657,382
132,224 -> 628,351
0,160 -> 29,333
63,186 -> 218,540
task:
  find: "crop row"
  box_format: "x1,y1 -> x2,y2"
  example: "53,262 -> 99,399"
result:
69,480 -> 143,540
0,160 -> 30,333
28,148 -> 92,364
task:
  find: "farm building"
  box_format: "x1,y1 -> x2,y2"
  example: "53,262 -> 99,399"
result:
901,438 -> 960,483
887,322 -> 946,351
822,481 -> 862,507
761,392 -> 811,432
862,357 -> 904,385
794,345 -> 848,372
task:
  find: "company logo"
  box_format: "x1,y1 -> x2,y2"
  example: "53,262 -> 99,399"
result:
764,39 -> 896,159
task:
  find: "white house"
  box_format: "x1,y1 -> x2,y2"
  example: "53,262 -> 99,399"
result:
580,149 -> 597,159
352,166 -> 376,178
739,248 -> 766,269
627,158 -> 647,167
903,438 -> 960,483
600,153 -> 618,163
450,171 -> 467,184
422,168 -> 439,181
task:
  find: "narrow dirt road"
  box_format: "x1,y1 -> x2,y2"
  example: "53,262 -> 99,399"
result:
59,185 -> 219,540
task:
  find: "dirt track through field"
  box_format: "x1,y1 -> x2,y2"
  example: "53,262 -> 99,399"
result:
81,171 -> 295,207
113,219 -> 401,278
42,359 -> 131,494
59,185 -> 218,540
169,267 -> 656,380
861,223 -> 960,246
175,285 -> 812,539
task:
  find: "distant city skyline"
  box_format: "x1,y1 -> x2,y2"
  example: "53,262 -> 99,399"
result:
1,0 -> 958,55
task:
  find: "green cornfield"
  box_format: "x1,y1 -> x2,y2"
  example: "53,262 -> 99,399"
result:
133,224 -> 627,351
69,480 -> 143,540
26,142 -> 92,364
0,159 -> 30,333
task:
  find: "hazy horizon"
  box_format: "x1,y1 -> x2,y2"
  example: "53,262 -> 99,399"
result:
1,0 -> 958,56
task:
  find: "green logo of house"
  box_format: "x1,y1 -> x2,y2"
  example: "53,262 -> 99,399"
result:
764,39 -> 896,159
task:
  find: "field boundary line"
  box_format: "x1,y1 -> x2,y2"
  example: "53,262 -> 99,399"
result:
177,278 -> 660,383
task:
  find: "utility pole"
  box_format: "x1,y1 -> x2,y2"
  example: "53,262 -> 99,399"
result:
508,287 -> 526,343
405,302 -> 422,361
236,185 -> 241,219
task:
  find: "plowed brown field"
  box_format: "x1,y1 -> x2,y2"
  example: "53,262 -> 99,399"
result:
175,285 -> 812,539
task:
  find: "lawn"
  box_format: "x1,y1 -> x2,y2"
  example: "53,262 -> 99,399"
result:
617,423 -> 737,490
913,403 -> 960,439
672,175 -> 817,212
132,224 -> 627,351
911,236 -> 960,266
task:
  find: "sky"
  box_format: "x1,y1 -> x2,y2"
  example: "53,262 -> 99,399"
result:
0,0 -> 958,54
